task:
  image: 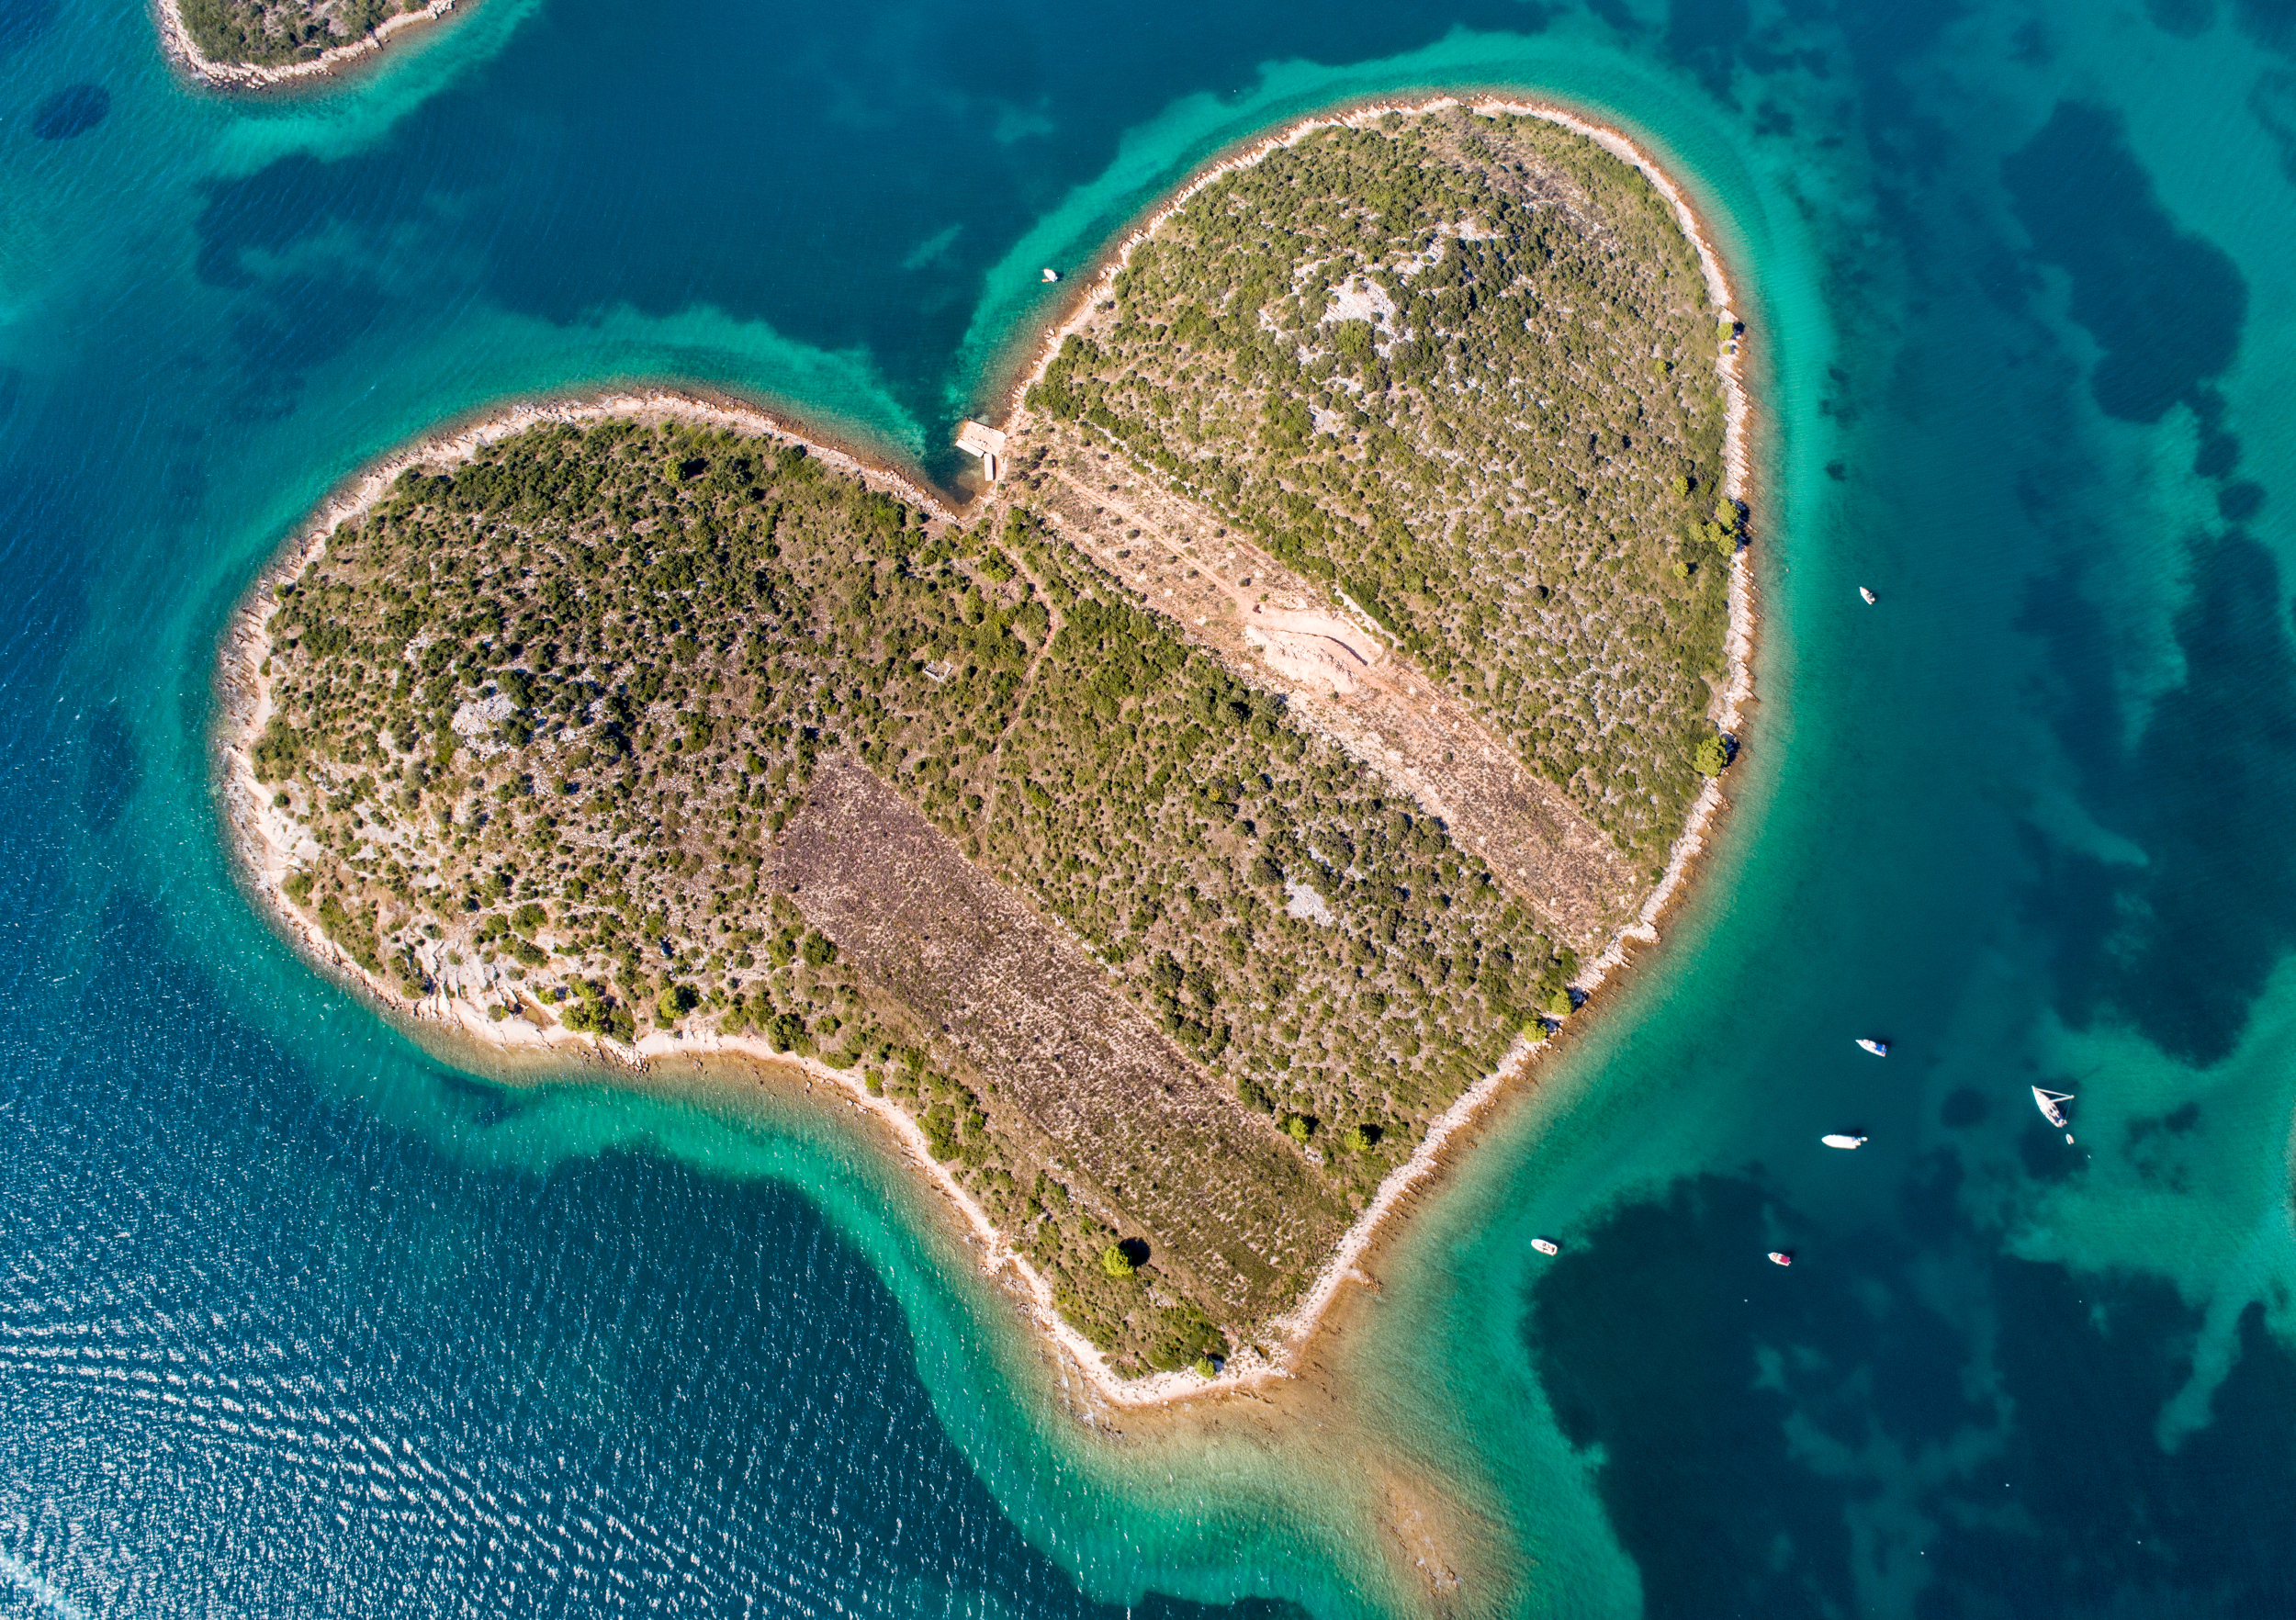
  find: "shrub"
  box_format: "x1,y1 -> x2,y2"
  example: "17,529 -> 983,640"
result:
1142,1297 -> 1225,1371
1052,1289 -> 1121,1352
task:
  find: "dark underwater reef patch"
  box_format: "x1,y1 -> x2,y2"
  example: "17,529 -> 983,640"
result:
1993,94 -> 2284,1063
2146,0 -> 2217,37
191,153 -> 403,419
1528,1169 -> 2296,1616
2022,532 -> 2296,1068
2239,0 -> 2296,53
2248,70 -> 2296,184
31,83 -> 107,141
1660,0 -> 1752,101
0,0 -> 58,60
2003,102 -> 2246,424
1526,1174 -> 1876,1619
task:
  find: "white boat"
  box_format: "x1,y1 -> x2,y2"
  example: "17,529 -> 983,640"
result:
1767,1250 -> 1794,1266
1041,267 -> 1062,283
1531,1237 -> 1560,1256
2032,1087 -> 2076,1141
1859,586 -> 1877,604
1821,1133 -> 1867,1150
1856,1038 -> 1889,1056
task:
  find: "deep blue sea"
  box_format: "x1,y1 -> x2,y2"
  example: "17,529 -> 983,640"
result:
5,0 -> 2296,1614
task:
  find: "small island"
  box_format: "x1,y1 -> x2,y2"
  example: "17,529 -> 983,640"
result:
160,0 -> 461,87
216,103 -> 1749,1396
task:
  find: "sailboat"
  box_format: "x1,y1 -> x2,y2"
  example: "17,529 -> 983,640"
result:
1821,1133 -> 1868,1150
2032,1086 -> 2076,1142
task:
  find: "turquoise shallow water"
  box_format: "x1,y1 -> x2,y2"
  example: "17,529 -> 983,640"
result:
5,0 -> 2296,1614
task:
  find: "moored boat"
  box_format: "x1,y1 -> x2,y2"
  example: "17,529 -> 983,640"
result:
1767,1250 -> 1794,1266
1041,266 -> 1062,283
2032,1086 -> 2076,1141
1531,1237 -> 1560,1256
1860,586 -> 1877,604
1821,1133 -> 1868,1150
1856,1038 -> 1889,1056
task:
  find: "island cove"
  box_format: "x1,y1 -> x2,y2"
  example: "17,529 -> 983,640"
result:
214,104 -> 1753,1412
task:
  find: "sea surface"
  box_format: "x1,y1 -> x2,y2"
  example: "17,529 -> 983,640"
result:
3,0 -> 2295,1614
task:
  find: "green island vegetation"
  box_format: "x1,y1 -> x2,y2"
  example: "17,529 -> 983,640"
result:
176,0 -> 423,66
1024,109 -> 1737,866
246,420 -> 1572,1371
233,109 -> 1737,1377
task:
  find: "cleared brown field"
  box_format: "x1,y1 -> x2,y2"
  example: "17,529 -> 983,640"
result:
776,757 -> 1349,1322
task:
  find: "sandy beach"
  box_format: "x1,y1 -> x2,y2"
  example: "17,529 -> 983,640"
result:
214,99 -> 1757,1420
